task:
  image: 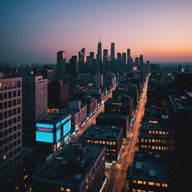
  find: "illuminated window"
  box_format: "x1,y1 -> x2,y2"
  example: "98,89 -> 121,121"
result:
66,188 -> 71,192
103,141 -> 106,144
3,155 -> 7,161
132,189 -> 136,192
87,140 -> 90,143
156,182 -> 161,186
137,180 -> 142,184
162,183 -> 168,187
113,142 -> 116,145
99,140 -> 102,144
143,181 -> 146,185
132,180 -> 136,184
141,138 -> 144,142
60,187 -> 65,191
148,181 -> 155,186
148,139 -> 151,142
106,141 -> 109,145
94,140 -> 98,144
149,130 -> 152,134
110,142 -> 113,145
152,139 -> 155,143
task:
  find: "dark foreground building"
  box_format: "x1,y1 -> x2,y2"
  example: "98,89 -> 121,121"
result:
128,152 -> 169,192
32,142 -> 106,192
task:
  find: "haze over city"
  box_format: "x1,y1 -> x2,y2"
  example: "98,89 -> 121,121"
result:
0,0 -> 192,63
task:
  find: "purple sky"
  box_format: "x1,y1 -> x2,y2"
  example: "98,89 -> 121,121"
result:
0,0 -> 192,63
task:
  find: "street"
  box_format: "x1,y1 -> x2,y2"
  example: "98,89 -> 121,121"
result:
105,76 -> 149,192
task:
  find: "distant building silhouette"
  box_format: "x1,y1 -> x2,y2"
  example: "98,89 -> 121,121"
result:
56,51 -> 67,81
110,42 -> 115,62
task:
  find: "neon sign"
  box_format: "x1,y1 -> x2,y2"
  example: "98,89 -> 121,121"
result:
37,128 -> 52,132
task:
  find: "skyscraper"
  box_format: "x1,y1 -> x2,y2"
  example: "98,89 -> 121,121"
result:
78,47 -> 86,74
97,41 -> 102,73
111,42 -> 115,62
127,48 -> 131,65
122,52 -> 126,65
56,51 -> 67,80
69,55 -> 78,79
22,75 -> 48,132
0,75 -> 22,191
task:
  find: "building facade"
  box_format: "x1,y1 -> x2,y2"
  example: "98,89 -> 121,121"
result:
0,76 -> 22,191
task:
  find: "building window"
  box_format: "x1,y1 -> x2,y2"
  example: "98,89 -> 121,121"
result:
60,187 -> 65,191
148,181 -> 155,186
137,180 -> 142,184
156,182 -> 161,186
132,180 -> 136,184
162,183 -> 168,187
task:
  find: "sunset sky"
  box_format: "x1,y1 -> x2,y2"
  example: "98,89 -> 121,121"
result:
0,0 -> 192,63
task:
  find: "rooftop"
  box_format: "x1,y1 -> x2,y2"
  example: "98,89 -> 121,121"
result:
37,113 -> 70,124
129,152 -> 169,182
80,124 -> 123,141
96,112 -> 129,121
32,142 -> 105,186
169,94 -> 192,111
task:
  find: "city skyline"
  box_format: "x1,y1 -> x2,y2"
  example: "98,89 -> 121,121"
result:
0,0 -> 192,63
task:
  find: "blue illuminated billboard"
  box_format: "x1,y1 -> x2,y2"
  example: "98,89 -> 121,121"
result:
36,123 -> 53,129
36,132 -> 53,143
56,129 -> 61,142
63,120 -> 71,136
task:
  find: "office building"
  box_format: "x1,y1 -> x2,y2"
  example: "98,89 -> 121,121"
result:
56,51 -> 67,81
93,73 -> 103,86
22,75 -> 48,132
110,43 -> 115,62
78,48 -> 86,74
36,113 -> 71,154
169,92 -> 192,191
48,80 -> 69,112
82,96 -> 97,118
96,112 -> 129,138
32,142 -> 106,192
0,76 -> 22,191
138,121 -> 169,153
79,124 -> 123,162
69,56 -> 78,79
104,97 -> 135,120
97,41 -> 102,73
128,152 -> 169,192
